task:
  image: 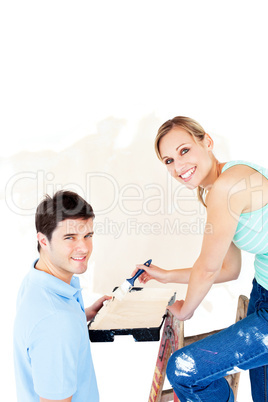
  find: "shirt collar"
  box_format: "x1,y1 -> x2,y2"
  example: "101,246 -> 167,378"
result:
30,260 -> 82,299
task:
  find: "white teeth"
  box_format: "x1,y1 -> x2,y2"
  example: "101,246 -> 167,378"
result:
72,257 -> 84,260
181,167 -> 195,179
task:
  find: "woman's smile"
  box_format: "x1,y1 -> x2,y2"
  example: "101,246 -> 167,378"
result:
179,166 -> 197,182
159,127 -> 215,190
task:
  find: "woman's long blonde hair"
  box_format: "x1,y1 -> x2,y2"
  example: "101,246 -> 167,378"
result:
155,116 -> 207,207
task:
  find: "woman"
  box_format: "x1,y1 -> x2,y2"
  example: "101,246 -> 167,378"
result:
135,117 -> 268,401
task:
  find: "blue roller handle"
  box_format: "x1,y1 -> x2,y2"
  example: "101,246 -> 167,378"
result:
126,259 -> 152,287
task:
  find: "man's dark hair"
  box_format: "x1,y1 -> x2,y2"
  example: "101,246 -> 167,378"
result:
35,190 -> 95,252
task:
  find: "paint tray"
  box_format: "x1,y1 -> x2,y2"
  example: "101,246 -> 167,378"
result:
88,287 -> 176,342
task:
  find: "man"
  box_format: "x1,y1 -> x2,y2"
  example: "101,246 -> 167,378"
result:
14,191 -> 110,402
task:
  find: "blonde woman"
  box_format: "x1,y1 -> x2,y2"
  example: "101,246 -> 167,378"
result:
135,117 -> 268,401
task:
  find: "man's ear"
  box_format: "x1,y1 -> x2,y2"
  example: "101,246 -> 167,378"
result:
37,232 -> 49,251
204,133 -> 214,151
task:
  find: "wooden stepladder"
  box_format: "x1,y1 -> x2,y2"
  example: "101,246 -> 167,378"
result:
149,295 -> 249,402
149,310 -> 183,402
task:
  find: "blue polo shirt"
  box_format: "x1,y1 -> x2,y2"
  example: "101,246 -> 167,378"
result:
13,261 -> 99,401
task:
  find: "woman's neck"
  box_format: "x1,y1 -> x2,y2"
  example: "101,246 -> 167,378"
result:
202,157 -> 223,191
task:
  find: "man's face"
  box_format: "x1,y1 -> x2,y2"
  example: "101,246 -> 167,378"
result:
43,218 -> 94,283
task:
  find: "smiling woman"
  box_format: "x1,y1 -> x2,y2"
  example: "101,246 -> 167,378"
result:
155,116 -> 220,206
132,116 -> 268,402
158,128 -> 216,188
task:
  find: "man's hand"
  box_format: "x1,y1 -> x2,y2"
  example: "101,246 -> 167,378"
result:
85,295 -> 112,322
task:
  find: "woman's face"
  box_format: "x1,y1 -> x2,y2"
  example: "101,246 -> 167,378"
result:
158,126 -> 214,190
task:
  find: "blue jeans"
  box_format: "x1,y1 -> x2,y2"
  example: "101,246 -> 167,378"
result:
166,279 -> 268,401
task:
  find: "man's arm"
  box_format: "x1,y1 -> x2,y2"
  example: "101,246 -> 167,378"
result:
29,312 -> 81,401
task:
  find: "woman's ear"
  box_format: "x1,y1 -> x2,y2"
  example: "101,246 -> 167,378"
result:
37,232 -> 49,251
204,133 -> 214,151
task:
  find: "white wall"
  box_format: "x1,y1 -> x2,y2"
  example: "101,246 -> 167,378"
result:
2,1 -> 268,400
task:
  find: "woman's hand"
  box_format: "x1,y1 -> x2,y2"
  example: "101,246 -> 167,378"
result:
133,263 -> 169,284
167,300 -> 194,321
85,295 -> 112,322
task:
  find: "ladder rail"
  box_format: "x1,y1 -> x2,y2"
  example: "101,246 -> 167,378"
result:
148,295 -> 249,402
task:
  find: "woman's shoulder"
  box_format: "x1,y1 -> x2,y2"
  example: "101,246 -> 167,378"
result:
208,160 -> 267,212
219,160 -> 264,183
206,162 -> 249,208
221,160 -> 268,178
216,161 -> 246,187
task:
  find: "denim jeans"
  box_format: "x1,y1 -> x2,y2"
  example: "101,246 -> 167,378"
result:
166,279 -> 268,401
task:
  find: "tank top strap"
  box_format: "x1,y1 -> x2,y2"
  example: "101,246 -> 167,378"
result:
221,160 -> 268,180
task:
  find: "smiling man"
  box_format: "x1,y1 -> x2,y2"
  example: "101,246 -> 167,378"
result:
13,191 -> 109,402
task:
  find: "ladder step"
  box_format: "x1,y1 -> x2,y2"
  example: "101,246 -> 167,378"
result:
184,328 -> 223,346
160,389 -> 174,402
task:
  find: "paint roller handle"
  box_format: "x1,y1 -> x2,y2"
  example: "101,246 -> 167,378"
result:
127,259 -> 152,286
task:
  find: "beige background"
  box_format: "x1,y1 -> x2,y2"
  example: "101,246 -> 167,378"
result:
2,1 -> 268,401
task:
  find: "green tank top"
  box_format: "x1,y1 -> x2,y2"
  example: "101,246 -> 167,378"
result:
222,160 -> 268,290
